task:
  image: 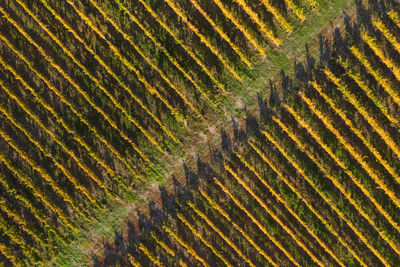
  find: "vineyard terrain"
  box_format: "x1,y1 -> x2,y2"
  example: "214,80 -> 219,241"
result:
0,0 -> 397,266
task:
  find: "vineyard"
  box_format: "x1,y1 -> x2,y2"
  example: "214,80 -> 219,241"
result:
0,0 -> 398,266
94,2 -> 400,267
